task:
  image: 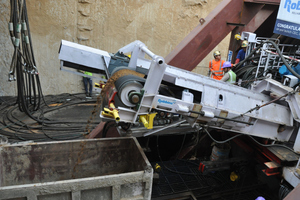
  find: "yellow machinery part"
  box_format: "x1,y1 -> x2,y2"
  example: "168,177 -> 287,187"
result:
139,113 -> 157,129
101,103 -> 120,122
230,171 -> 239,181
109,103 -> 120,121
234,34 -> 241,40
154,163 -> 161,172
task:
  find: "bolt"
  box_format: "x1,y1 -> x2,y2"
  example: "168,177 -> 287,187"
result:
131,94 -> 140,104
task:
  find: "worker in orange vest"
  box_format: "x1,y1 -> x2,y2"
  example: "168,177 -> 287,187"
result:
208,50 -> 225,80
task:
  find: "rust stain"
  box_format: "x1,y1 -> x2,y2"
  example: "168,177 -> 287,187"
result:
72,141 -> 87,179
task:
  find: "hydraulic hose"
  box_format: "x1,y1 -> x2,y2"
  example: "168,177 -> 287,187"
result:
235,44 -> 262,69
236,40 -> 300,84
8,0 -> 46,122
263,40 -> 300,80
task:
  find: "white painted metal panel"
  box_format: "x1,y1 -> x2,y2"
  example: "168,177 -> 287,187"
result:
59,40 -> 111,71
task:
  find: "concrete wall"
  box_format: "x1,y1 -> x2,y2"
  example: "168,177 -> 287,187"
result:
0,0 -> 230,96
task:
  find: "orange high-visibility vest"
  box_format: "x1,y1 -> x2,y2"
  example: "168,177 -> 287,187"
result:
209,60 -> 225,80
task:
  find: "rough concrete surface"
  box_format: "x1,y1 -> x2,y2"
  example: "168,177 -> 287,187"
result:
0,0 -> 229,96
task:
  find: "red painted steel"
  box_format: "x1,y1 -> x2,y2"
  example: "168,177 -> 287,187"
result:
165,0 -> 243,71
165,0 -> 278,71
87,121 -> 106,138
244,0 -> 280,5
243,5 -> 276,32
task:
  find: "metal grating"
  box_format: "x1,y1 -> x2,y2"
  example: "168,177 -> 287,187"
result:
158,184 -> 174,195
151,160 -> 278,200
166,175 -> 183,183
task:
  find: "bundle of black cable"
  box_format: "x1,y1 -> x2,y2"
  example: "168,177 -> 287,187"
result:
9,0 -> 44,119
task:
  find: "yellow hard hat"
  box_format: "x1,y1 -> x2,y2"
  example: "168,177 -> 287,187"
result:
241,40 -> 248,48
234,34 -> 241,40
213,50 -> 221,57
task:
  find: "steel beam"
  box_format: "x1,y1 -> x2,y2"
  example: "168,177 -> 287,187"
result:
165,0 -> 278,71
243,5 -> 276,32
165,0 -> 243,71
244,0 -> 280,5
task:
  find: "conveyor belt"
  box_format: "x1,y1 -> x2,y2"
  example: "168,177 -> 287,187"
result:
100,68 -> 144,98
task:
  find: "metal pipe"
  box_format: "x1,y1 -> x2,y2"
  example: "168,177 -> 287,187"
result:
140,44 -> 155,59
143,119 -> 186,137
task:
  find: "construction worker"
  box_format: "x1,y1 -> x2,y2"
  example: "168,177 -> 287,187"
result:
220,61 -> 236,84
208,50 -> 225,80
82,71 -> 93,97
235,40 -> 248,65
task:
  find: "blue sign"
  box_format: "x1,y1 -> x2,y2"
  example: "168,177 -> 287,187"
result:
227,50 -> 233,62
274,19 -> 300,39
274,0 -> 300,39
158,99 -> 175,105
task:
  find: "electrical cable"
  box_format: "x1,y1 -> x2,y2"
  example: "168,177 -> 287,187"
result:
174,133 -> 187,159
202,127 -> 242,144
41,121 -> 85,141
247,135 -> 300,155
156,135 -> 196,176
234,40 -> 294,89
0,94 -> 99,142
239,40 -> 300,84
263,40 -> 300,79
202,125 -> 299,155
235,44 -> 263,69
155,132 -> 228,189
8,0 -> 49,124
202,126 -> 299,159
231,91 -> 291,120
279,184 -> 291,200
